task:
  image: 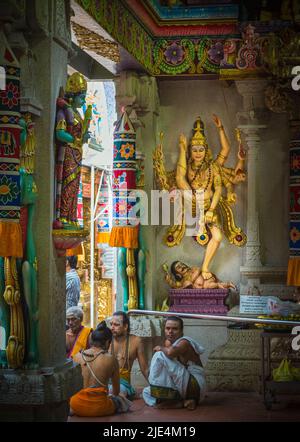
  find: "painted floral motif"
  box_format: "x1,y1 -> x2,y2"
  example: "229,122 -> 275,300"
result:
98,219 -> 108,228
291,153 -> 300,172
0,175 -> 19,205
0,82 -> 20,109
208,41 -> 224,64
164,42 -> 184,65
290,226 -> 300,243
120,143 -> 135,159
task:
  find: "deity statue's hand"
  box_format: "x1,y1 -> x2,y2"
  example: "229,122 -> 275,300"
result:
165,273 -> 172,285
205,210 -> 214,224
237,145 -> 246,161
179,133 -> 187,151
83,131 -> 91,144
212,114 -> 222,129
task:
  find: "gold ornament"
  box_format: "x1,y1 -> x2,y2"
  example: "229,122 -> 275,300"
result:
190,117 -> 208,148
66,72 -> 87,95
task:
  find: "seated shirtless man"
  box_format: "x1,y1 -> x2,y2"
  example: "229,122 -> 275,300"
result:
143,316 -> 206,410
109,311 -> 149,398
70,321 -> 131,417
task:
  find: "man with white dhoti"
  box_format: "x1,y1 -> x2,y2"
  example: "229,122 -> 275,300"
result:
143,316 -> 206,410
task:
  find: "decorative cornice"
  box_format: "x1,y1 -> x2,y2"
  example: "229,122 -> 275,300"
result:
76,0 -> 155,74
71,21 -> 120,62
124,0 -> 238,38
75,1 -> 297,79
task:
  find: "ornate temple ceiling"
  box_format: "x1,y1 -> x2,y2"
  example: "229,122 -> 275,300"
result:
74,0 -> 300,80
123,0 -> 239,37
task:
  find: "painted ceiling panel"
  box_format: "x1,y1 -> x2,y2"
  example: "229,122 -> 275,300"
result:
143,0 -> 239,22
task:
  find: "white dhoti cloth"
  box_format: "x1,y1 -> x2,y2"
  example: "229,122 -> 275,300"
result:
143,336 -> 206,407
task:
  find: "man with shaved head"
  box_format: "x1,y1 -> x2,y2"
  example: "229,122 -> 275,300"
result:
66,306 -> 92,358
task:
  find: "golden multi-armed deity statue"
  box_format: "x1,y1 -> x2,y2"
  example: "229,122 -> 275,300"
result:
153,114 -> 247,283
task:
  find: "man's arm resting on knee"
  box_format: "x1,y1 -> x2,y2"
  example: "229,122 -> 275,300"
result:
153,339 -> 190,359
137,337 -> 149,381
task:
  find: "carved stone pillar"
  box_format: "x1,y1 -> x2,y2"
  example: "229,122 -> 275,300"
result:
235,80 -> 267,286
234,80 -> 294,297
0,0 -> 82,422
240,124 -> 265,268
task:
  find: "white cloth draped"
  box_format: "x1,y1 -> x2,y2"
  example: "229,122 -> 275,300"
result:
143,336 -> 206,407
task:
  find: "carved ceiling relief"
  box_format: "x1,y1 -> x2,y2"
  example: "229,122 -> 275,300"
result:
71,22 -> 120,62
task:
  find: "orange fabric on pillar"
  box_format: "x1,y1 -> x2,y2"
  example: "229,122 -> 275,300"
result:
287,258 -> 300,286
109,226 -> 139,249
0,222 -> 23,258
66,244 -> 84,256
96,232 -> 111,244
70,387 -> 116,417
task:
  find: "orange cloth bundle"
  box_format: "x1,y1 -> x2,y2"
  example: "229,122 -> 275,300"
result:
109,225 -> 139,249
70,387 -> 116,417
0,222 -> 23,258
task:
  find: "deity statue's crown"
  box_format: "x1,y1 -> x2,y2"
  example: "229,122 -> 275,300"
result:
190,116 -> 208,148
65,72 -> 87,95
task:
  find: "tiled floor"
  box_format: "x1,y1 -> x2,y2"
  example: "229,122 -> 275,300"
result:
69,392 -> 300,422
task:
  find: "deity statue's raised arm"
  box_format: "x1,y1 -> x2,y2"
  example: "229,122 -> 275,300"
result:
176,133 -> 191,191
213,114 -> 231,166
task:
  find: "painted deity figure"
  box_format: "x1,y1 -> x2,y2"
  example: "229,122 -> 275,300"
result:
153,115 -> 247,283
164,261 -> 235,290
54,72 -> 92,230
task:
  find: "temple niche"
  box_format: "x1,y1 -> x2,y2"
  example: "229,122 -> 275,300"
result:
1,0 -> 300,422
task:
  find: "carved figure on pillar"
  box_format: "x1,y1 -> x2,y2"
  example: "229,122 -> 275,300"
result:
54,72 -> 92,230
153,115 -> 247,283
19,114 -> 39,367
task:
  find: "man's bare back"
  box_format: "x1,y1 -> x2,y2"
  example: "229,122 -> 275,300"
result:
74,349 -> 119,390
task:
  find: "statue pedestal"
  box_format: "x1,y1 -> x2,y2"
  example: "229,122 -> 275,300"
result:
0,361 -> 82,422
205,307 -> 262,391
169,288 -> 229,315
205,328 -> 262,392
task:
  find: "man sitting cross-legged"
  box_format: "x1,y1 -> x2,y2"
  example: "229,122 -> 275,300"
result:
109,311 -> 149,399
143,316 -> 206,410
70,321 -> 131,417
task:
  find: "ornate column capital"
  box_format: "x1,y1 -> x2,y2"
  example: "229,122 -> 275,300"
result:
235,79 -> 269,125
115,71 -> 159,118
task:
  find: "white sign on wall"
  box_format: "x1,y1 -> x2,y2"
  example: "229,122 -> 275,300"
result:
240,295 -> 300,316
240,295 -> 279,315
